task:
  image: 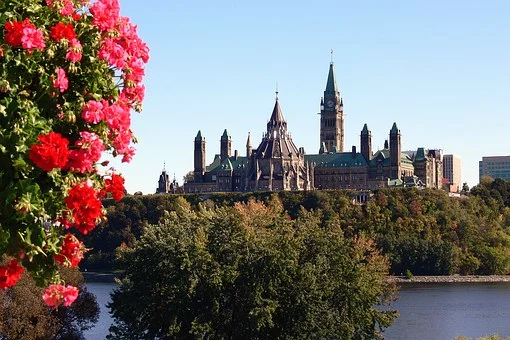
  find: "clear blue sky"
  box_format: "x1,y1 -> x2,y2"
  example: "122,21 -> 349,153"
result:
116,0 -> 509,194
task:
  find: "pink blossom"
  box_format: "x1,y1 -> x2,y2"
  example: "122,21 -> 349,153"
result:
122,82 -> 145,104
104,102 -> 130,132
21,27 -> 46,51
81,99 -> 106,124
66,38 -> 82,62
99,38 -> 127,69
121,147 -> 135,163
52,68 -> 68,93
66,131 -> 105,173
90,0 -> 120,32
43,284 -> 79,308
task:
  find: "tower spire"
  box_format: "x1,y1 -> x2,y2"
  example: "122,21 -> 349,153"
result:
330,48 -> 334,64
275,81 -> 279,100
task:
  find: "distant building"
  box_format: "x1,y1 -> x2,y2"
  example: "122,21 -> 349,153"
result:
156,167 -> 179,194
479,156 -> 510,183
184,94 -> 312,193
443,154 -> 461,191
179,61 -> 446,193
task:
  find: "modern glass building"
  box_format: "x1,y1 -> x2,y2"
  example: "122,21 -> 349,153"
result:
479,156 -> 510,183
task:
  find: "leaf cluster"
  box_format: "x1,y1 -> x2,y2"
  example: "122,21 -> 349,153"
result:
107,201 -> 397,339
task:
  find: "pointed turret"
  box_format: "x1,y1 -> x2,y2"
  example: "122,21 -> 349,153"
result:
390,122 -> 399,134
195,130 -> 204,141
267,97 -> 286,129
319,59 -> 344,153
246,132 -> 252,157
389,122 -> 402,179
360,124 -> 372,162
194,130 -> 206,182
220,129 -> 231,162
325,62 -> 339,97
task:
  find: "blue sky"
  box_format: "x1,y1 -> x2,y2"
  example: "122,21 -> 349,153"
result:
116,0 -> 509,194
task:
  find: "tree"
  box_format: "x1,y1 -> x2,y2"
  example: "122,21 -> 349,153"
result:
183,170 -> 195,183
108,202 -> 397,339
0,259 -> 99,339
461,182 -> 470,194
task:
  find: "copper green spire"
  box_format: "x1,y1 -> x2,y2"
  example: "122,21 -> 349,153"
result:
195,130 -> 204,141
221,129 -> 229,140
324,62 -> 339,97
361,123 -> 369,134
390,122 -> 399,134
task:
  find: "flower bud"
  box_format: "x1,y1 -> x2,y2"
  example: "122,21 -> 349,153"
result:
0,80 -> 10,93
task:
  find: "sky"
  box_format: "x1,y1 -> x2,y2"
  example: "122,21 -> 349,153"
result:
116,0 -> 510,194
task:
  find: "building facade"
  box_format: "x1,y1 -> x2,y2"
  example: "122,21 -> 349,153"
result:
184,95 -> 313,193
443,154 -> 461,191
179,62 -> 444,193
479,156 -> 510,183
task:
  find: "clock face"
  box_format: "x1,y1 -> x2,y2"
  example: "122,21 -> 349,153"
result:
327,100 -> 334,108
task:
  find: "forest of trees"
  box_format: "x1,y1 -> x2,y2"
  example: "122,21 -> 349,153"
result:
83,178 -> 510,277
80,177 -> 510,337
107,201 -> 397,338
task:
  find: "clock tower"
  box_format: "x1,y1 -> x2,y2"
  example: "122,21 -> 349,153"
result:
319,61 -> 344,153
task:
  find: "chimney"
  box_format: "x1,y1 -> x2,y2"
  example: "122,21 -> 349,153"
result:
384,140 -> 389,149
234,149 -> 238,160
352,145 -> 356,158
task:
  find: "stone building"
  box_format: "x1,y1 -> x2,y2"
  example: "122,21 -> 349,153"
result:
184,94 -> 312,193
156,165 -> 179,194
179,61 -> 444,193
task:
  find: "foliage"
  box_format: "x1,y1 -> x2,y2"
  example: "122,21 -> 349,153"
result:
0,0 -> 147,304
0,257 -> 99,339
108,201 -> 397,339
88,183 -> 510,277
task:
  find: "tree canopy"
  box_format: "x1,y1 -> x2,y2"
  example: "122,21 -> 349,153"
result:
108,200 -> 397,339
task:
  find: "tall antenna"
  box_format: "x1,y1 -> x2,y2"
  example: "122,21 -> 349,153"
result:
330,49 -> 334,64
163,161 -> 166,171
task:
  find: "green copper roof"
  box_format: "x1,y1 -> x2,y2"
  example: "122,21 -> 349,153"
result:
390,122 -> 399,134
221,129 -> 229,139
209,155 -> 249,172
195,130 -> 204,141
325,63 -> 338,96
361,123 -> 369,134
305,152 -> 368,168
369,149 -> 413,167
414,147 -> 426,161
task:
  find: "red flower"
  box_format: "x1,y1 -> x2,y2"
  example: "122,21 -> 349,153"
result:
65,182 -> 103,234
105,174 -> 125,201
55,233 -> 86,267
29,132 -> 69,171
50,22 -> 76,42
0,259 -> 24,289
43,284 -> 79,308
5,19 -> 29,46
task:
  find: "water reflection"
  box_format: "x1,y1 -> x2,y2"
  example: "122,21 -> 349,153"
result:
84,281 -> 510,339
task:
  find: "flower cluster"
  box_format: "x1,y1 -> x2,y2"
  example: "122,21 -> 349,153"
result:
43,284 -> 79,308
0,0 -> 148,307
0,260 -> 25,289
54,233 -> 86,267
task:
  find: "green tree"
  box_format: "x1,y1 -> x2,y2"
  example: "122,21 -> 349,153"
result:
108,203 -> 397,339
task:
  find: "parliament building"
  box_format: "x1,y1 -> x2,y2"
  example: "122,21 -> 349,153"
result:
179,62 -> 443,194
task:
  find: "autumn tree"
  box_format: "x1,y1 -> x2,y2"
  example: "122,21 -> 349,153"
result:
108,201 -> 397,339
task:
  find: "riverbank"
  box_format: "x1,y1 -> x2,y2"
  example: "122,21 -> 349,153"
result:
387,275 -> 510,283
83,272 -> 119,283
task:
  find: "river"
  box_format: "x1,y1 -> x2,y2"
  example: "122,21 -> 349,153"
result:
85,282 -> 510,339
